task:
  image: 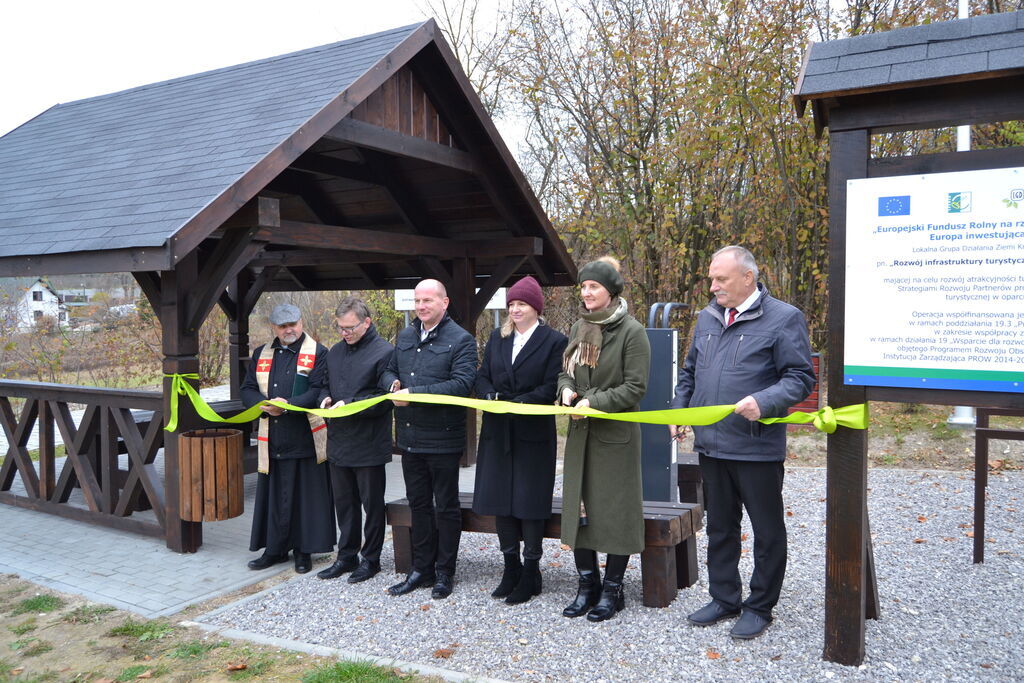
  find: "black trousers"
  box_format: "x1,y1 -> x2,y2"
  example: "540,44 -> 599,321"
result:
328,463 -> 386,566
249,456 -> 335,556
700,454 -> 787,618
495,515 -> 545,560
401,451 -> 462,575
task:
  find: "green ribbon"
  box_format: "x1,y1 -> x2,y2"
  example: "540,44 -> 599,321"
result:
163,374 -> 869,433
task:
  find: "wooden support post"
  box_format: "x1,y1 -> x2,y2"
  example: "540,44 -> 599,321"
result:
451,258 -> 477,467
228,269 -> 253,400
161,254 -> 204,553
824,128 -> 872,666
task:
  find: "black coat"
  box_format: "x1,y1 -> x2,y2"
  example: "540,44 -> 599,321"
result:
472,323 -> 568,519
381,313 -> 478,454
240,333 -> 328,460
316,324 -> 394,467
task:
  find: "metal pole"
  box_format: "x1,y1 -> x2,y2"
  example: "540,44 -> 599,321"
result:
948,0 -> 975,428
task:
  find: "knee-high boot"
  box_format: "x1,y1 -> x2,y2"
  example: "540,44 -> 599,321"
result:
587,553 -> 628,622
562,548 -> 601,618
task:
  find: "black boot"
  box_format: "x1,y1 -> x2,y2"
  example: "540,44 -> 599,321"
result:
587,554 -> 627,622
506,558 -> 542,605
562,549 -> 601,617
491,553 -> 522,598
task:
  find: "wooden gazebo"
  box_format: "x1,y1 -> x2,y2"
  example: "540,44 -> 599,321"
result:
794,10 -> 1024,665
0,21 -> 575,553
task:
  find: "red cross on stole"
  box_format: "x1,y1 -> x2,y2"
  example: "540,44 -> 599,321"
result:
256,358 -> 273,372
297,353 -> 316,370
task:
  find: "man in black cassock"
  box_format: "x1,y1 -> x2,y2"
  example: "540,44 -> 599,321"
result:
242,303 -> 335,573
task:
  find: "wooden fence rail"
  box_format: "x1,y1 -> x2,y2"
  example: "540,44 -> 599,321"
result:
0,380 -> 166,538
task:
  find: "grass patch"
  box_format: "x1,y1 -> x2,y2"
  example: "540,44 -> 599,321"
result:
107,618 -> 174,642
168,639 -> 227,659
9,637 -> 53,657
8,619 -> 36,636
9,595 -> 64,616
115,664 -> 168,681
22,444 -> 66,463
62,604 -> 115,624
302,660 -> 410,682
226,647 -> 274,679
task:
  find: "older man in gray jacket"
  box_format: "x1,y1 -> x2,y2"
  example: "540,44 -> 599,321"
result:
671,245 -> 815,640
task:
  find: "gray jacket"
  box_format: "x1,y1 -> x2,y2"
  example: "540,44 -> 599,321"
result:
671,284 -> 814,462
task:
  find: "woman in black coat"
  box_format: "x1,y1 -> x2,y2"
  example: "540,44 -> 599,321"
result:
473,276 -> 568,605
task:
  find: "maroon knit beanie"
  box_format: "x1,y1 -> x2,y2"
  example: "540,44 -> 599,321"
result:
506,276 -> 544,314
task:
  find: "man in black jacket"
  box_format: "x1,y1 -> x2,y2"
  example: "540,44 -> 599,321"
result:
382,279 -> 477,599
241,303 -> 335,574
315,296 -> 394,584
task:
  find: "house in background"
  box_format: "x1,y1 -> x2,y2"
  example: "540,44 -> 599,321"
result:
0,277 -> 67,330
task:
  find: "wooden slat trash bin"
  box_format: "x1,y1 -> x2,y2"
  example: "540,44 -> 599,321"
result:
178,429 -> 244,522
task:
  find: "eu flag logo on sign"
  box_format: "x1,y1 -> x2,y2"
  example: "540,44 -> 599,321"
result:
878,195 -> 910,216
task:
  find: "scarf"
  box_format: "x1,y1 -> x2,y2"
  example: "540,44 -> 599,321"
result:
562,296 -> 629,379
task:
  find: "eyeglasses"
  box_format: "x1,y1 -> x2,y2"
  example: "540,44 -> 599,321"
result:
338,320 -> 367,334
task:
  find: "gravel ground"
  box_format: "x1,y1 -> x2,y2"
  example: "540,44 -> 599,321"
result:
199,468 -> 1023,681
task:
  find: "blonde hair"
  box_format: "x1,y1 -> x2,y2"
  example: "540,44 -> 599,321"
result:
500,312 -> 547,338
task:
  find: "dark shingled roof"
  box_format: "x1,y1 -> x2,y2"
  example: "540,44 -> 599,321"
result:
795,10 -> 1024,115
0,24 -> 420,259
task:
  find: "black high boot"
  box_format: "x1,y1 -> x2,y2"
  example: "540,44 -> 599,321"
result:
491,553 -> 522,598
587,553 -> 628,622
506,558 -> 542,604
562,549 -> 601,617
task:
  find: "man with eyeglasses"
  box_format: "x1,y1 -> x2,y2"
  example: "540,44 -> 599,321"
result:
315,296 -> 395,583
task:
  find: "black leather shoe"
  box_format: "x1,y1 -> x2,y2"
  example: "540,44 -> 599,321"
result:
387,570 -> 436,596
294,552 -> 312,574
347,560 -> 380,584
730,610 -> 772,640
317,557 -> 359,580
431,573 -> 454,599
687,601 -> 741,626
247,552 -> 288,570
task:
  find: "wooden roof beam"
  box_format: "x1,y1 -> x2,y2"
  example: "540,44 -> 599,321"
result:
260,220 -> 542,259
251,249 -> 408,267
289,152 -> 378,185
325,118 -> 477,174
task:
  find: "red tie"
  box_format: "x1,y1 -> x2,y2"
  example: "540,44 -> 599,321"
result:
727,308 -> 737,326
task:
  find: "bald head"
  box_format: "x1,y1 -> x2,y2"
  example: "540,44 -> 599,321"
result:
415,279 -> 448,298
414,279 -> 449,329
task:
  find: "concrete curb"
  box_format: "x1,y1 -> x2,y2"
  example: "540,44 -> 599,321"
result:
180,620 -> 509,683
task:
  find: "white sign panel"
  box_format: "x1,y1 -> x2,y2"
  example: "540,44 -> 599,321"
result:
845,166 -> 1024,393
394,288 -> 507,311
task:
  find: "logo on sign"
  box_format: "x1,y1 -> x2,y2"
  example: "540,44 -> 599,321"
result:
878,195 -> 910,216
947,192 -> 971,213
1006,188 -> 1024,209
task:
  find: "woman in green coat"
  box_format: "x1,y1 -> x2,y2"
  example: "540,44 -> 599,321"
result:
557,256 -> 650,622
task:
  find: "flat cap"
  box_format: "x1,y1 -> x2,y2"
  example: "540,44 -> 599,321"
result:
269,303 -> 302,325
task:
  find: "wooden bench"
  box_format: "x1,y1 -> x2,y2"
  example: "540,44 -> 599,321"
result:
386,493 -> 703,608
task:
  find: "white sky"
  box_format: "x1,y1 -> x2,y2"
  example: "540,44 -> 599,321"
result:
0,0 -> 446,137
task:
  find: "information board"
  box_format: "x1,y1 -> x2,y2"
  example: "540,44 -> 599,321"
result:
844,166 -> 1024,393
394,288 -> 506,311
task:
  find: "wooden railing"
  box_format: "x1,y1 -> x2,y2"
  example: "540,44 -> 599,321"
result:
0,380 -> 166,538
